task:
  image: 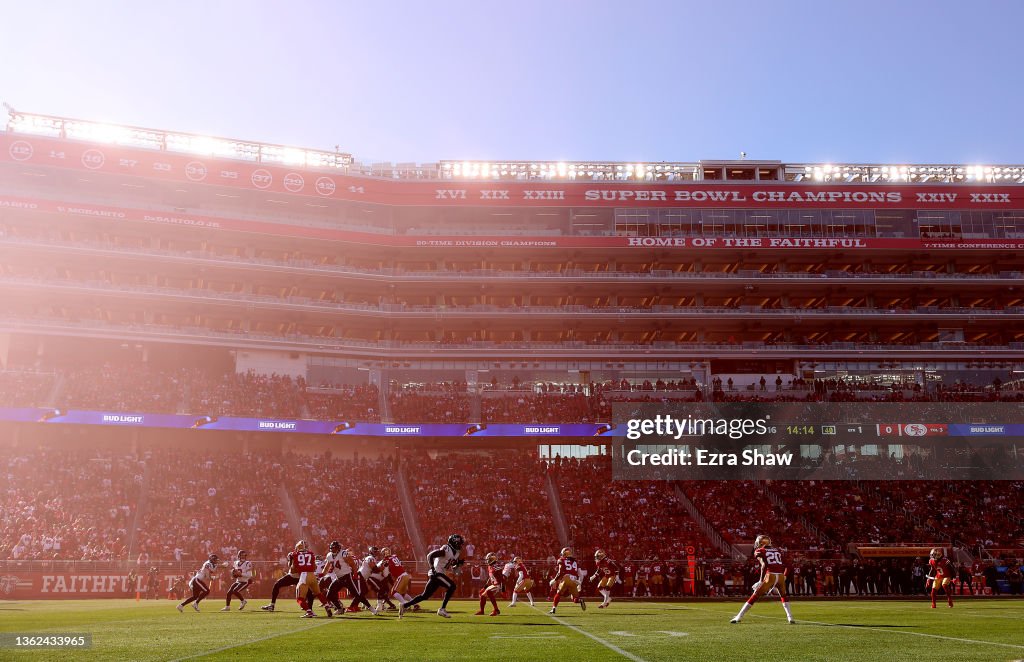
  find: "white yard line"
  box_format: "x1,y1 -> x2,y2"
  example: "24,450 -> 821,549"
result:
529,605 -> 650,662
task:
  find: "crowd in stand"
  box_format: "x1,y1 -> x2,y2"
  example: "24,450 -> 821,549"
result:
1,448 -> 141,560
766,480 -> 1024,550
407,450 -> 557,561
390,390 -> 471,423
61,365 -> 188,414
0,370 -> 54,407
185,370 -> 307,419
549,455 -> 715,561
134,449 -> 290,563
282,453 -> 410,558
305,384 -> 380,422
682,481 -> 817,548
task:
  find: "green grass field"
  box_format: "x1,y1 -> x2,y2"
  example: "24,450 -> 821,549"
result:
1,598 -> 1022,661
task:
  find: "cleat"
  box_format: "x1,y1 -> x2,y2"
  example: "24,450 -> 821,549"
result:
474,609 -> 485,616
239,599 -> 247,611
548,607 -> 557,614
437,608 -> 451,619
345,606 -> 361,613
507,603 -> 516,608
301,611 -> 315,618
192,603 -> 200,612
489,609 -> 500,617
398,602 -> 406,619
788,618 -> 796,624
176,604 -> 184,613
931,604 -> 937,609
260,604 -> 275,612
220,606 -> 231,612
412,605 -> 421,612
371,608 -> 380,616
325,606 -> 333,618
597,603 -> 606,609
579,599 -> 586,611
730,617 -> 740,624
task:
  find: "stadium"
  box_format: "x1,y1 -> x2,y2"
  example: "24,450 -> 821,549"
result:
0,109 -> 1022,661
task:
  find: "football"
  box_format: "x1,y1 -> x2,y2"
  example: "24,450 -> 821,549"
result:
231,569 -> 242,578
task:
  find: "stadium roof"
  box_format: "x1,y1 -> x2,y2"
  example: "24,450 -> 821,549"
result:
6,108 -> 1024,184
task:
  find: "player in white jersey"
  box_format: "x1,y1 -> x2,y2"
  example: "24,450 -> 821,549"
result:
361,546 -> 396,612
322,541 -> 374,613
222,550 -> 253,611
398,534 -> 465,619
502,559 -> 516,599
177,554 -> 220,612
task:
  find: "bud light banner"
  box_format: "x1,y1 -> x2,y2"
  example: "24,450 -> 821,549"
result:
1,407 -> 616,438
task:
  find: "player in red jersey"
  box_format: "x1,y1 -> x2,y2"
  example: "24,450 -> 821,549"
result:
621,559 -> 635,596
508,556 -> 535,607
549,547 -> 586,614
635,561 -> 651,597
382,547 -> 415,609
731,535 -> 795,624
291,541 -> 334,618
926,548 -> 955,608
475,553 -> 503,616
593,549 -> 621,608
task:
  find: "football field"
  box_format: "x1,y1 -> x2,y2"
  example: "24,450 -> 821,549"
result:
1,599 -> 1022,661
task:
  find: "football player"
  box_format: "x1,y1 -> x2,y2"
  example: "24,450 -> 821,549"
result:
731,535 -> 795,624
399,534 -> 465,619
650,556 -> 665,597
323,542 -> 375,614
222,549 -> 253,611
177,554 -> 220,613
926,547 -> 955,608
360,546 -> 394,612
383,547 -> 415,608
475,553 -> 503,616
593,549 -> 621,608
621,558 -> 635,596
548,547 -> 586,614
501,557 -> 516,600
635,560 -> 651,597
260,543 -> 302,612
292,540 -> 334,618
508,556 -> 535,607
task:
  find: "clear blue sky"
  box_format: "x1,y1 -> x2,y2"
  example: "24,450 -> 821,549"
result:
1,0 -> 1021,165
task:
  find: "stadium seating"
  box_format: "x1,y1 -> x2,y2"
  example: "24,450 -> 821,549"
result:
406,449 -> 557,561
1,448 -> 141,560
